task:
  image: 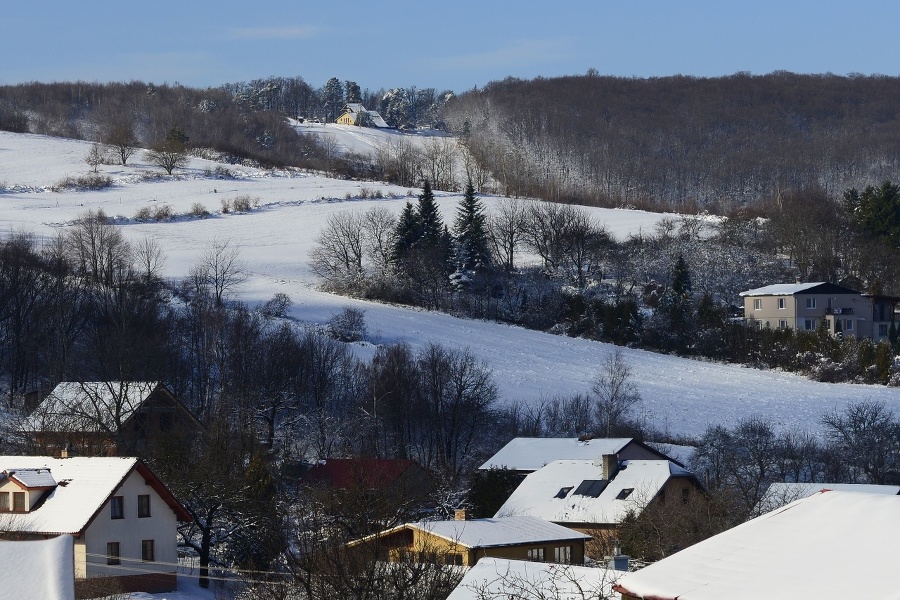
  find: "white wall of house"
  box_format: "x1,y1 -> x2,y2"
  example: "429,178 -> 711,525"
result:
82,469 -> 177,579
744,293 -> 873,338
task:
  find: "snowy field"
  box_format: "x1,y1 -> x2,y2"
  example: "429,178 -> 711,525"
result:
1,130 -> 898,441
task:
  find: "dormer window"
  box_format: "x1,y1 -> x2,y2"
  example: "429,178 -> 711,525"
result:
0,492 -> 8,511
13,492 -> 25,511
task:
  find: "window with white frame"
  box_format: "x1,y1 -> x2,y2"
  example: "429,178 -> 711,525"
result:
778,298 -> 786,309
805,319 -> 814,330
554,546 -> 572,563
805,298 -> 817,309
845,319 -> 853,331
527,548 -> 545,562
779,320 -> 788,329
753,299 -> 762,310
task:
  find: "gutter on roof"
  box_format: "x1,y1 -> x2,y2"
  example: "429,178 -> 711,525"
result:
612,583 -> 676,600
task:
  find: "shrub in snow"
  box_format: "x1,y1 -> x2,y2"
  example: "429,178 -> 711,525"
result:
328,307 -> 367,342
258,293 -> 292,319
189,202 -> 210,218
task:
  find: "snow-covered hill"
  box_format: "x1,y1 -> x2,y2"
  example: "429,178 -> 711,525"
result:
1,131 -> 897,438
290,119 -> 452,157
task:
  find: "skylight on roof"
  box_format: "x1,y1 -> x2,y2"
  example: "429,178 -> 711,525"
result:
555,486 -> 573,499
616,488 -> 634,500
573,480 -> 608,498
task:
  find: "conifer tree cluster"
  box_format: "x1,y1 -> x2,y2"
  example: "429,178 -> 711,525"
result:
391,180 -> 453,277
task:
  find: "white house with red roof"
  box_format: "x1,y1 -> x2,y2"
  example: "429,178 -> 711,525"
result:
0,456 -> 190,595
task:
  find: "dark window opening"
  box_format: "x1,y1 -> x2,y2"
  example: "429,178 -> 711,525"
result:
110,496 -> 124,519
107,542 -> 120,565
615,488 -> 634,500
142,539 -> 155,562
138,494 -> 151,518
554,486 -> 573,499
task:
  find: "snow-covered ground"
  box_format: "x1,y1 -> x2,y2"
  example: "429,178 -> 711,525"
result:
2,130 -> 898,442
290,119 -> 452,157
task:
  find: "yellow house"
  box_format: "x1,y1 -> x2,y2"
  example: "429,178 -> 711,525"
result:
335,103 -> 390,127
350,514 -> 590,567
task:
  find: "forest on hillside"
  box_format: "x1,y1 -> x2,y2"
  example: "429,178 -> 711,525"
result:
445,72 -> 900,212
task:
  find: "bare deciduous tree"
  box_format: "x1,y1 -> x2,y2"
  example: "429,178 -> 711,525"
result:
592,349 -> 641,437
488,197 -> 527,273
821,400 -> 900,484
103,121 -> 138,166
191,238 -> 246,306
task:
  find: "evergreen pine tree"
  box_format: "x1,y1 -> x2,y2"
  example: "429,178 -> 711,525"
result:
453,180 -> 491,272
671,254 -> 692,296
391,201 -> 421,269
417,181 -> 442,242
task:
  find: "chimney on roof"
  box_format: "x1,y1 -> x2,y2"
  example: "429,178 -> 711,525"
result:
607,539 -> 630,571
454,508 -> 470,521
601,454 -> 619,480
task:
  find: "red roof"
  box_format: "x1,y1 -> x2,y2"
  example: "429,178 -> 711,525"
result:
305,458 -> 419,489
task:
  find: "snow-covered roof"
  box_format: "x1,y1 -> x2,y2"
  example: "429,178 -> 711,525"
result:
27,381 -> 162,433
407,516 -> 590,549
756,481 -> 900,514
4,467 -> 57,489
738,282 -> 864,296
367,110 -> 390,128
614,490 -> 900,600
448,557 -> 621,600
344,103 -> 366,114
0,535 -> 74,599
479,438 -> 635,471
739,282 -> 825,296
496,459 -> 692,524
0,456 -> 187,534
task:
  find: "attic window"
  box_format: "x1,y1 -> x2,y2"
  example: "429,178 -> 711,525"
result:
555,486 -> 573,499
573,480 -> 608,498
616,488 -> 634,500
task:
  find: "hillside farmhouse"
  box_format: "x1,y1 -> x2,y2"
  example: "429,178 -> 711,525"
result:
614,490 -> 900,600
739,282 -> 898,341
336,103 -> 390,127
495,455 -> 700,547
0,456 -> 190,596
350,514 -> 590,567
26,381 -> 202,457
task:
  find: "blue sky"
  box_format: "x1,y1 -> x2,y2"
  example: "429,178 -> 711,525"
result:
5,1 -> 899,93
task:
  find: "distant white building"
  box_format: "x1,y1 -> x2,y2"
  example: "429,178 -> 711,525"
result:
0,456 -> 190,596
